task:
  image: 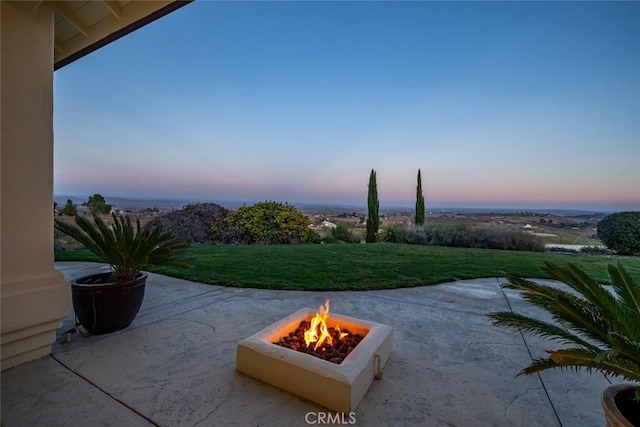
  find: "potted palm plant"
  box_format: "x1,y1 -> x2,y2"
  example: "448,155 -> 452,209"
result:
488,262 -> 639,426
55,214 -> 189,335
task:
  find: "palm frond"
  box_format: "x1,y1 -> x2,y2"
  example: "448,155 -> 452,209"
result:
547,291 -> 613,348
546,262 -> 621,317
519,348 -> 640,383
489,262 -> 640,385
551,348 -> 640,382
608,262 -> 640,316
488,311 -> 600,351
550,347 -> 600,366
608,331 -> 640,368
546,262 -> 635,338
517,357 -> 560,376
503,274 -> 613,347
55,214 -> 190,282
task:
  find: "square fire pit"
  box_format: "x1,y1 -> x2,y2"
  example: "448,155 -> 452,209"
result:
236,306 -> 393,413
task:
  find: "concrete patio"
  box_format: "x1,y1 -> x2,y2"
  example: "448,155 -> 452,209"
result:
1,262 -> 613,426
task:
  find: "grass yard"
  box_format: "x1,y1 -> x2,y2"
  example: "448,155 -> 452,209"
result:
55,243 -> 640,291
539,229 -> 601,245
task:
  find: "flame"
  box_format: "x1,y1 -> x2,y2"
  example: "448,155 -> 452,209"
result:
304,299 -> 339,350
336,326 -> 348,341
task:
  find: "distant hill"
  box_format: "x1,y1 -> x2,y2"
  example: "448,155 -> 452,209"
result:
54,196 -> 193,212
53,195 -> 616,216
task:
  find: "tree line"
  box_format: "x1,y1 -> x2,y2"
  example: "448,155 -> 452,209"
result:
55,194 -> 112,216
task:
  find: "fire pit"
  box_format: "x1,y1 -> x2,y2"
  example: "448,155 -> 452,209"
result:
236,300 -> 393,412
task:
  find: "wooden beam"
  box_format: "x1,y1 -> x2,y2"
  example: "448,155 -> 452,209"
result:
54,42 -> 63,53
55,1 -> 192,69
102,0 -> 122,19
53,2 -> 89,38
31,1 -> 44,12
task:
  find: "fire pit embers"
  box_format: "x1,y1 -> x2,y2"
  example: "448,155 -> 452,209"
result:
274,319 -> 364,364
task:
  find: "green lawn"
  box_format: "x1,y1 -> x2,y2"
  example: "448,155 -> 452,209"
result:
54,243 -> 640,291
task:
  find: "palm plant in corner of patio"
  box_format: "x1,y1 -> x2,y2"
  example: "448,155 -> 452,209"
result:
488,262 -> 640,426
55,214 -> 191,282
55,214 -> 190,335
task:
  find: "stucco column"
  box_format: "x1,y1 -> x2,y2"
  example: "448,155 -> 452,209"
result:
1,1 -> 71,370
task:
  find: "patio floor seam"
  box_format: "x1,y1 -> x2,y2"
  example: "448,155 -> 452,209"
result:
499,282 -> 563,427
49,354 -> 159,426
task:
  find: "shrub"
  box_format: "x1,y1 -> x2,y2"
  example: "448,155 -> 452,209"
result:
598,212 -> 640,256
508,232 -> 546,252
380,224 -> 437,245
212,201 -> 310,245
380,224 -> 405,243
547,247 -> 578,254
307,229 -> 322,244
431,224 -> 469,247
580,246 -> 614,256
330,223 -> 359,243
147,203 -> 228,244
379,223 -> 544,252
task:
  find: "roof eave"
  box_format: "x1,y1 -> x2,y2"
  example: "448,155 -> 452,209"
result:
54,0 -> 193,71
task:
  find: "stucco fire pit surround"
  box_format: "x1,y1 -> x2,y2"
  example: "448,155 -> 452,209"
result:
236,303 -> 393,413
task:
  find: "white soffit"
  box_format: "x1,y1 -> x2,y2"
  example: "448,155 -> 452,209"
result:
11,0 -> 192,70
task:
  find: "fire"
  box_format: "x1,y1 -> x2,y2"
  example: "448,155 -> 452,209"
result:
304,300 -> 348,350
273,300 -> 364,364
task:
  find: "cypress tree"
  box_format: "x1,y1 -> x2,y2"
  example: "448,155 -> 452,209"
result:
415,169 -> 425,225
366,169 -> 379,243
61,199 -> 77,216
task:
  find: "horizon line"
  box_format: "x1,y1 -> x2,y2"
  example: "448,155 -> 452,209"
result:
53,194 -> 637,213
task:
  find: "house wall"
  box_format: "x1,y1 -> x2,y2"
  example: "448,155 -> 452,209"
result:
1,1 -> 71,370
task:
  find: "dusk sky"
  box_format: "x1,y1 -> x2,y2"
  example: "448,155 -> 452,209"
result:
54,1 -> 640,211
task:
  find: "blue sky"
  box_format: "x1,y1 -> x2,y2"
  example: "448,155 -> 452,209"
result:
54,1 -> 640,211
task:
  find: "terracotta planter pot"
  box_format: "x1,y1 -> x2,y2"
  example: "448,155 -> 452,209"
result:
602,383 -> 640,427
72,272 -> 147,335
